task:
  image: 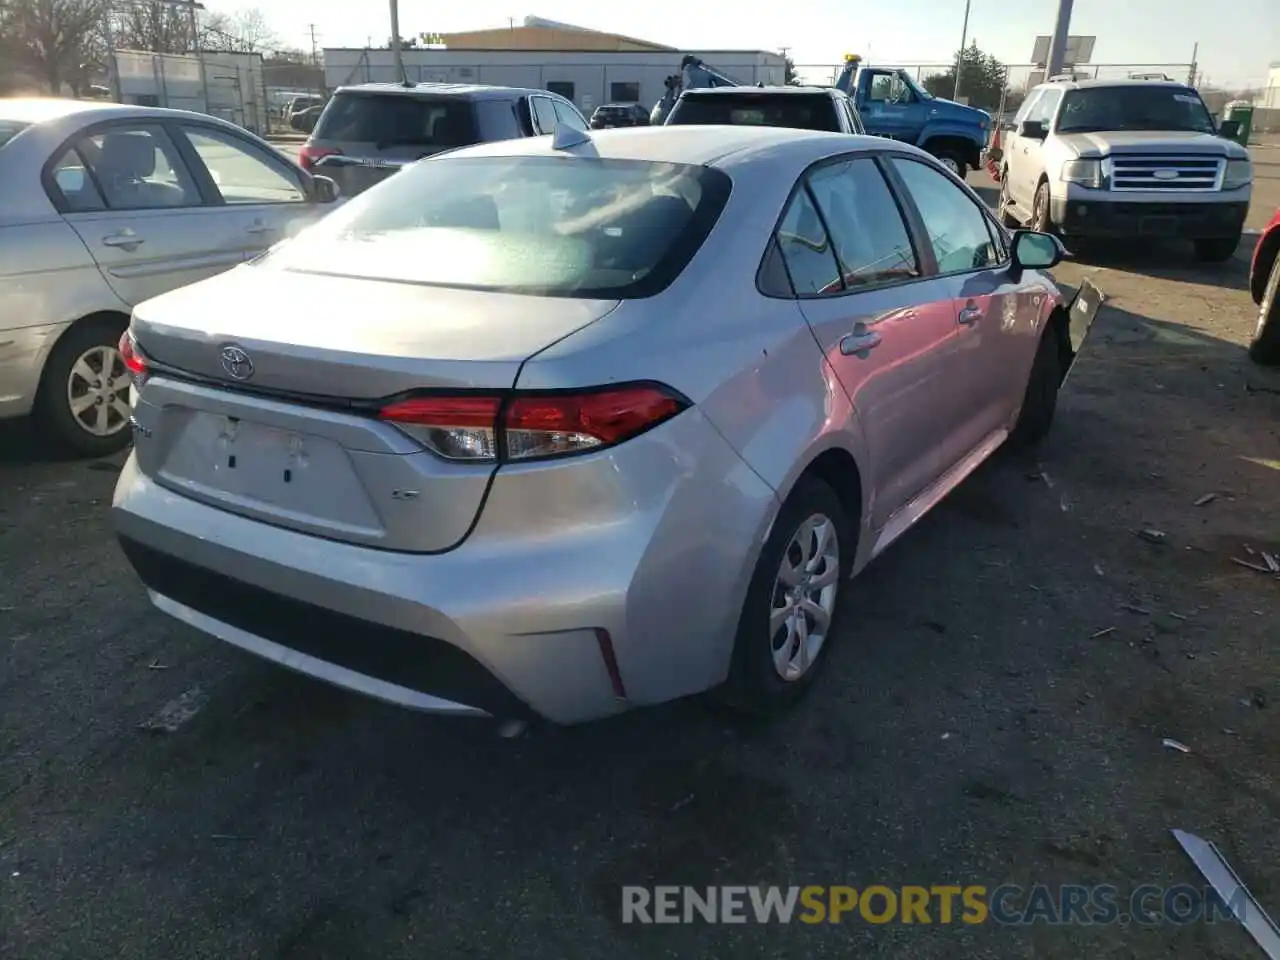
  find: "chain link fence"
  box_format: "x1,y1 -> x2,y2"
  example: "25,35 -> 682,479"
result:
262,62 -> 328,137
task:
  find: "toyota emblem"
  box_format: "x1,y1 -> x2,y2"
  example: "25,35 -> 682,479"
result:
220,344 -> 254,381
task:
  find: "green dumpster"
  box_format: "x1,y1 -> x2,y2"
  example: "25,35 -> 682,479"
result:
1223,100 -> 1253,147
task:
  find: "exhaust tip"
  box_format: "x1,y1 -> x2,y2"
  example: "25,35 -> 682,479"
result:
496,719 -> 529,739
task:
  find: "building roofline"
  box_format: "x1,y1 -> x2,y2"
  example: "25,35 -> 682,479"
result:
322,47 -> 783,56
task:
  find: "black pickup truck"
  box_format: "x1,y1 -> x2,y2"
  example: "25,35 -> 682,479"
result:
663,86 -> 867,135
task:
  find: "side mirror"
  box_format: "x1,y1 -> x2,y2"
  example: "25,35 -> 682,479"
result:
311,175 -> 340,204
1011,230 -> 1065,270
1019,120 -> 1048,140
1218,119 -> 1240,139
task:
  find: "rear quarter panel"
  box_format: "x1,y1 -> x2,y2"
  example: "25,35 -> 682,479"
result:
0,218 -> 126,416
1251,214 -> 1280,304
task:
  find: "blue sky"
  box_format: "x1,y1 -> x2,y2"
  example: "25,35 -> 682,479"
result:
211,0 -> 1278,89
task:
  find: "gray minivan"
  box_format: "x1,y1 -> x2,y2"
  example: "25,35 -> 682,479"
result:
298,82 -> 590,196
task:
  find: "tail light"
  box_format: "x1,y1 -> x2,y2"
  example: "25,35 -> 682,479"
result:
299,144 -> 340,172
377,383 -> 688,463
118,329 -> 148,383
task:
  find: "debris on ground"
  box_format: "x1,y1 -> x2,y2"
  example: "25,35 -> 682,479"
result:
137,687 -> 207,734
1090,627 -> 1116,639
1121,603 -> 1152,616
1162,738 -> 1191,754
1137,528 -> 1167,545
1171,829 -> 1280,960
1193,493 -> 1217,506
1230,557 -> 1279,576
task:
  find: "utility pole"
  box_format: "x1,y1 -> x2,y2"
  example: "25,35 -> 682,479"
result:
1187,41 -> 1199,87
1045,0 -> 1074,78
308,24 -> 319,65
953,0 -> 971,101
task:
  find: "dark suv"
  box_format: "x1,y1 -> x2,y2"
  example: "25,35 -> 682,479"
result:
589,103 -> 650,129
300,82 -> 590,195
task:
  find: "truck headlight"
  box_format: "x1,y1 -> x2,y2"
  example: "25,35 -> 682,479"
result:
1222,159 -> 1252,190
1060,158 -> 1102,188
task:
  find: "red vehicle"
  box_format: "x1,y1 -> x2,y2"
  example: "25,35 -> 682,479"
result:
1249,207 -> 1280,365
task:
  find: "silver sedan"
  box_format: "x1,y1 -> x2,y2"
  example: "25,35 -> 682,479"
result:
0,98 -> 339,457
113,124 -> 1093,725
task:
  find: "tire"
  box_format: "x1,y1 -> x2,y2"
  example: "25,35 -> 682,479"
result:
1248,252 -> 1280,366
33,317 -> 133,458
1194,236 -> 1241,263
997,172 -> 1019,228
1031,179 -> 1052,233
933,148 -> 968,179
1010,322 -> 1063,448
718,477 -> 851,717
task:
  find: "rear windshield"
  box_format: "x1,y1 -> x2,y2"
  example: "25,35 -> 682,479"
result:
260,155 -> 732,298
668,93 -> 841,132
0,120 -> 31,149
313,92 -> 480,148
1056,86 -> 1215,135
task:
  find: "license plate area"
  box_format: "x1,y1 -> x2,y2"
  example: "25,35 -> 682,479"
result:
1139,216 -> 1176,235
156,410 -> 384,535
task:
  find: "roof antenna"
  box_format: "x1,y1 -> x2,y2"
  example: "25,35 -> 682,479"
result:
551,122 -> 593,152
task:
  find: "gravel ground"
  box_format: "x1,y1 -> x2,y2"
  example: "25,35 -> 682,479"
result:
1,168 -> 1277,960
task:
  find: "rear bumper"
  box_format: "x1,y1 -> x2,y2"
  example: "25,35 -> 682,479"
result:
112,409 -> 777,724
1049,198 -> 1249,239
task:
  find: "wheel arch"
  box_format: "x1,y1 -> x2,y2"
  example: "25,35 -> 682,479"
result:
921,133 -> 983,170
33,309 -> 131,399
1251,230 -> 1280,305
768,443 -> 867,569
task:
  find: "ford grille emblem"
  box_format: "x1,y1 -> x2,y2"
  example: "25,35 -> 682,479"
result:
1153,169 -> 1178,180
220,344 -> 254,381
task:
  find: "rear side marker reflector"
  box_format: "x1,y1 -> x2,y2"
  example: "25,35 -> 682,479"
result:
377,383 -> 688,463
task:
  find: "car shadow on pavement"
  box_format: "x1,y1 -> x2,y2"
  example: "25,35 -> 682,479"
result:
1068,240 -> 1254,292
0,418 -> 128,468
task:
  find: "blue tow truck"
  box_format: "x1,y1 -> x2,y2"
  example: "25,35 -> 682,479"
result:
833,54 -> 990,175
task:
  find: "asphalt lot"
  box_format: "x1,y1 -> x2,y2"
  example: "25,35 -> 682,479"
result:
2,151 -> 1279,960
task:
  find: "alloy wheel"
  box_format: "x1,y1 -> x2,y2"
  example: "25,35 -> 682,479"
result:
769,513 -> 840,681
66,345 -> 131,437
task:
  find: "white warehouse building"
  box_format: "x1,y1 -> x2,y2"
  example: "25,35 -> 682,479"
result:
322,18 -> 785,117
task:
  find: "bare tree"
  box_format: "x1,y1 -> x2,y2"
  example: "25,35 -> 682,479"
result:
201,6 -> 276,53
2,0 -> 110,94
114,0 -> 193,53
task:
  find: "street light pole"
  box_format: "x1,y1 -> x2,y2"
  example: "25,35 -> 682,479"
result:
1045,0 -> 1074,78
953,0 -> 972,101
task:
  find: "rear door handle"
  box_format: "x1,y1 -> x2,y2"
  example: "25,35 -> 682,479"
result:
958,302 -> 983,325
102,231 -> 144,248
840,326 -> 883,356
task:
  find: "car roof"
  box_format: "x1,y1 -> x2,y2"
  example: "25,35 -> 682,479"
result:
0,97 -> 142,124
332,82 -> 558,101
1034,79 -> 1194,92
682,86 -> 835,97
429,124 -> 909,170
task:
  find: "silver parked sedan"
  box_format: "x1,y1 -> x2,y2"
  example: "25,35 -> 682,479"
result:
0,98 -> 340,457
113,124 -> 1089,725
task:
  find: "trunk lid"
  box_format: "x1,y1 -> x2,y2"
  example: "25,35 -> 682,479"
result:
129,265 -> 619,552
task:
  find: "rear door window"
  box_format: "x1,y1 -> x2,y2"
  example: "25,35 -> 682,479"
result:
774,188 -> 841,296
669,93 -> 842,132
806,158 -> 920,287
48,149 -> 106,212
474,99 -> 522,141
77,124 -> 202,210
313,93 -> 479,148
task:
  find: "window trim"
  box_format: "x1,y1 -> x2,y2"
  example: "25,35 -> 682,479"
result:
880,154 -> 1014,280
756,149 -> 934,301
41,119 -> 211,215
169,120 -> 311,206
